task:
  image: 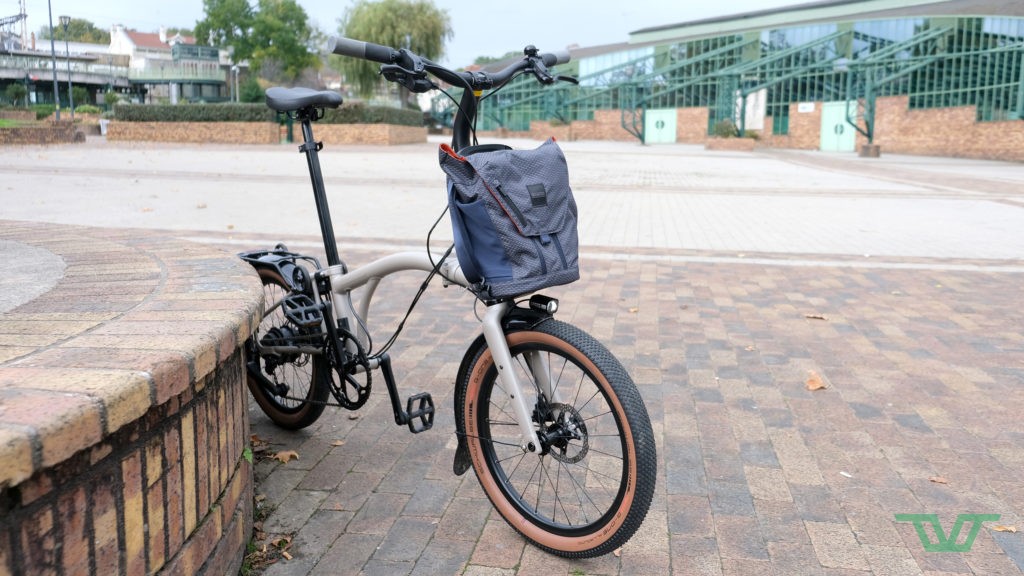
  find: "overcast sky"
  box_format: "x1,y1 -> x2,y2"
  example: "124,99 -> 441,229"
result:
11,0 -> 808,66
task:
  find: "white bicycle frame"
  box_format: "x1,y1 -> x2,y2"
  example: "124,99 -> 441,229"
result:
315,249 -> 553,454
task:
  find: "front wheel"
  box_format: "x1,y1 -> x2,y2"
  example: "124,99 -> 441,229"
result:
455,319 -> 656,558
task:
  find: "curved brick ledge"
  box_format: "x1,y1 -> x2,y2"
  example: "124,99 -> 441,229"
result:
0,220 -> 263,575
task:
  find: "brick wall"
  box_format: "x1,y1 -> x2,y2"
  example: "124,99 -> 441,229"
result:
570,109 -> 638,141
0,123 -> 84,146
316,124 -> 427,145
676,108 -> 708,143
105,121 -> 426,146
871,95 -> 1024,162
0,110 -> 36,121
105,122 -> 279,145
0,221 -> 264,576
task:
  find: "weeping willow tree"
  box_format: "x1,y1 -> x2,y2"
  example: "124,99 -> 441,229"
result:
336,0 -> 452,106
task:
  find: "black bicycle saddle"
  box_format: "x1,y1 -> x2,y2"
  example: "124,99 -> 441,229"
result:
265,87 -> 343,112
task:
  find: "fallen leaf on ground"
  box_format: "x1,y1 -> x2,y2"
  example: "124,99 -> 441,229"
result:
281,551 -> 293,560
331,440 -> 346,446
993,525 -> 1017,533
613,547 -> 622,557
928,476 -> 948,484
628,307 -> 639,313
805,314 -> 828,320
273,450 -> 299,464
805,371 -> 827,391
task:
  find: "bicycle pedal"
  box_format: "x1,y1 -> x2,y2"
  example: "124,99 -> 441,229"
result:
405,393 -> 435,433
283,294 -> 323,328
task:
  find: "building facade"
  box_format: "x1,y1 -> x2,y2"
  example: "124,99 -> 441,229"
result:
469,0 -> 1024,160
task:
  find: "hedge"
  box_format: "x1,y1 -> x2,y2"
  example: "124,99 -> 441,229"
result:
113,103 -> 275,123
112,102 -> 423,126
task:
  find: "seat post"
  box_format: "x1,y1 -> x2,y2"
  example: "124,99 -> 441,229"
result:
297,110 -> 342,267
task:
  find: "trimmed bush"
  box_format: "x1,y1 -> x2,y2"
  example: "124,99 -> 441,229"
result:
75,104 -> 103,115
113,103 -> 275,122
32,104 -> 56,120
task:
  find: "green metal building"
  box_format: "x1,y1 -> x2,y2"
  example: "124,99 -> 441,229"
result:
461,0 -> 1024,151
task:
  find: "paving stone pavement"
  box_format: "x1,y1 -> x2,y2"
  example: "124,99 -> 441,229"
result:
2,136 -> 1023,575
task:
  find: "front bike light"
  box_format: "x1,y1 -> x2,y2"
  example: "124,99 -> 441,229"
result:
529,294 -> 558,315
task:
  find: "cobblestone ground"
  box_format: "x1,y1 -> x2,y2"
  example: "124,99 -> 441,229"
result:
2,137 -> 1022,574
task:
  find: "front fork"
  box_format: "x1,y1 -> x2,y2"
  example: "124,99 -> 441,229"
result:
481,303 -> 555,454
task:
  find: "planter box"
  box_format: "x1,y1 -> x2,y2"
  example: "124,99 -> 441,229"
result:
705,137 -> 757,151
103,121 -> 426,146
859,144 -> 881,158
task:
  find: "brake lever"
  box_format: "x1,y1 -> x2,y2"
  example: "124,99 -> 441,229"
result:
555,75 -> 579,85
380,64 -> 435,93
530,59 -> 556,85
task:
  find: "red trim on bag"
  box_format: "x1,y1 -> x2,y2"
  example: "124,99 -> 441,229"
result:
439,143 -> 466,161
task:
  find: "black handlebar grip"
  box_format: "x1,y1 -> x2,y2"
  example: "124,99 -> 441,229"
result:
541,50 -> 571,66
327,36 -> 396,64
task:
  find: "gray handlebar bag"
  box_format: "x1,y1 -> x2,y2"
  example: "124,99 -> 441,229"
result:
439,138 -> 580,300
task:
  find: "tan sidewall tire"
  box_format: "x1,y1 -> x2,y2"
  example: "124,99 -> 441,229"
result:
463,331 -> 639,554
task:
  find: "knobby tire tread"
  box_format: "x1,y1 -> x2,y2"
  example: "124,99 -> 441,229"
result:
456,319 -> 656,558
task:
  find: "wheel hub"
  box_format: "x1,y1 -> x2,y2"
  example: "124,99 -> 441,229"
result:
536,402 -> 589,463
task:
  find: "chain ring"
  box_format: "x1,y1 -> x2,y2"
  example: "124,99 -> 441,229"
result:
322,330 -> 372,410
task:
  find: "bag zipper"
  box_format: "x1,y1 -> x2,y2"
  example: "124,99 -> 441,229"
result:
495,184 -> 529,231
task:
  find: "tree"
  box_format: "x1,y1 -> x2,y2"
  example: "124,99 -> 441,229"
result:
239,76 -> 265,103
38,18 -> 110,43
338,0 -> 452,100
195,0 -> 317,82
194,0 -> 254,57
249,0 -> 318,80
5,84 -> 28,107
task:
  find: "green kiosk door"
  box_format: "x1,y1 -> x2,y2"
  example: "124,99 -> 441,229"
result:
644,109 -> 677,144
820,101 -> 856,152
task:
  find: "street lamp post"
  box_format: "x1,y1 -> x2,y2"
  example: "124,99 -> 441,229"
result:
60,15 -> 74,122
231,65 -> 239,102
46,0 -> 59,121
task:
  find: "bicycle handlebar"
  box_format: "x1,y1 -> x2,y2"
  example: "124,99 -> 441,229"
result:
327,36 -> 399,65
325,35 -> 572,151
325,35 -> 570,90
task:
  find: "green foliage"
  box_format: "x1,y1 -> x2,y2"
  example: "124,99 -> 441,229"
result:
113,103 -> 276,122
5,84 -> 28,106
38,18 -> 111,43
110,102 -> 419,126
75,104 -> 103,114
195,0 -> 254,53
321,103 -> 422,126
32,104 -> 56,120
712,119 -> 739,138
250,0 -> 318,80
72,86 -> 90,107
103,91 -> 121,106
337,0 -> 452,97
239,77 -> 265,103
196,0 -> 317,82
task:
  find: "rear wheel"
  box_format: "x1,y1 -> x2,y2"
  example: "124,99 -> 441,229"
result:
455,319 -> 656,558
246,269 -> 329,429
